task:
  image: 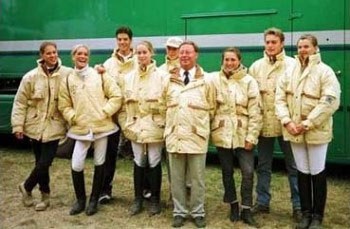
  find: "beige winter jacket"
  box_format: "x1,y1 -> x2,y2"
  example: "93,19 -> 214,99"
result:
58,67 -> 122,135
103,49 -> 138,129
249,50 -> 296,137
211,66 -> 262,149
123,61 -> 169,143
275,53 -> 340,144
164,65 -> 216,154
11,59 -> 72,142
159,57 -> 180,74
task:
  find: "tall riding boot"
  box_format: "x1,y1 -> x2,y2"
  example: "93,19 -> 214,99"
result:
296,171 -> 312,229
70,170 -> 86,215
149,163 -> 162,216
241,208 -> 258,227
130,163 -> 145,216
309,170 -> 327,229
86,165 -> 104,216
230,202 -> 239,222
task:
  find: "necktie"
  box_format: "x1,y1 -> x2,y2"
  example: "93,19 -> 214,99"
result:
184,71 -> 189,85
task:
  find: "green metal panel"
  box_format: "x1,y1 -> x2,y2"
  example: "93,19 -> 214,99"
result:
345,0 -> 350,160
290,0 -> 345,31
1,0 -> 345,41
0,95 -> 14,133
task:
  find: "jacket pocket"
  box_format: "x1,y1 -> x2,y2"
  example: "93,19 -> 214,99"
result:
124,117 -> 138,141
25,106 -> 39,125
301,91 -> 320,117
210,115 -> 229,146
152,114 -> 165,128
144,98 -> 160,114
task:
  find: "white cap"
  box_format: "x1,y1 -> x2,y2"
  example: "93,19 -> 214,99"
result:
166,37 -> 183,48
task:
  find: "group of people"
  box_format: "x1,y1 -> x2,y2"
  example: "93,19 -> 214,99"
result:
11,26 -> 340,229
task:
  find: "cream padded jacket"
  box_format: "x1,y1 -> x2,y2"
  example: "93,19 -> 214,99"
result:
211,66 -> 262,149
249,50 -> 296,137
103,49 -> 138,129
163,66 -> 216,154
58,67 -> 122,135
11,59 -> 72,142
122,62 -> 169,143
275,53 -> 340,144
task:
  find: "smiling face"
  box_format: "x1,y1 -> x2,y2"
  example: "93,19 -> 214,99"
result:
179,44 -> 198,71
297,38 -> 318,60
117,33 -> 132,55
264,34 -> 284,57
41,45 -> 58,68
223,51 -> 241,72
136,43 -> 152,67
72,46 -> 89,69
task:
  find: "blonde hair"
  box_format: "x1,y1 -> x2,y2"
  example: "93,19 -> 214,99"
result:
71,44 -> 90,56
137,41 -> 155,55
264,27 -> 285,42
297,34 -> 318,47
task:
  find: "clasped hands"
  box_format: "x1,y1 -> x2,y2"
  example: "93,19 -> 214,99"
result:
285,121 -> 306,136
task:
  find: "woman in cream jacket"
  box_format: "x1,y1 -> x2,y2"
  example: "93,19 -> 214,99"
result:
211,47 -> 261,226
275,34 -> 340,229
12,41 -> 71,211
59,44 -> 122,216
123,41 -> 168,216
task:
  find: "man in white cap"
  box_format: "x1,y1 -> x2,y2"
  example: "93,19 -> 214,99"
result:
159,36 -> 183,74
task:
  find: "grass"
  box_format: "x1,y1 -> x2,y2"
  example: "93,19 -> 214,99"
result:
0,147 -> 349,229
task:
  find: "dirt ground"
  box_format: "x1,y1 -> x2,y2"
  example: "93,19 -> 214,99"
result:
0,147 -> 349,229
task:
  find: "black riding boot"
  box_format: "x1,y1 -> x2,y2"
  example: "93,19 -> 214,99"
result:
130,163 -> 144,216
241,208 -> 258,227
296,171 -> 312,229
86,165 -> 104,216
149,163 -> 162,216
309,170 -> 327,229
70,170 -> 86,215
230,202 -> 239,222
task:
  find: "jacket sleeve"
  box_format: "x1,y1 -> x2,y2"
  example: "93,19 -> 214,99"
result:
248,62 -> 258,78
158,74 -> 170,117
205,74 -> 217,120
275,73 -> 292,125
101,73 -> 122,117
58,75 -> 76,126
11,73 -> 31,133
245,78 -> 262,144
302,68 -> 341,129
209,72 -> 224,116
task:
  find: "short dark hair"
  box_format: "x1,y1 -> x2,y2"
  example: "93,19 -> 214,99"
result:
115,26 -> 133,40
179,40 -> 199,53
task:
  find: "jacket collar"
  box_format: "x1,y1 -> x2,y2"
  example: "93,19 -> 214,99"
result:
112,48 -> 135,63
220,64 -> 247,80
170,64 -> 204,83
37,58 -> 62,76
296,52 -> 321,67
138,60 -> 157,77
263,49 -> 286,64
